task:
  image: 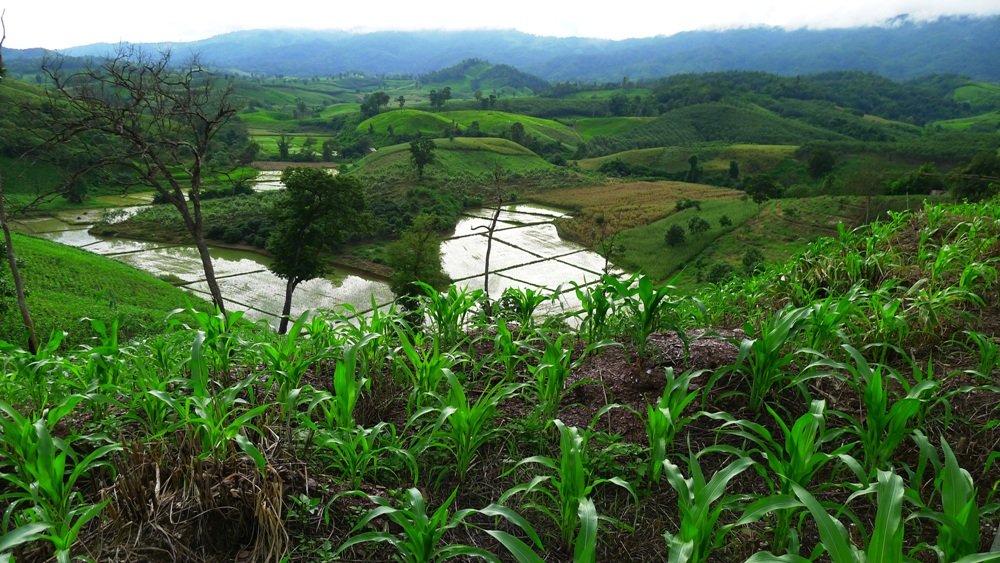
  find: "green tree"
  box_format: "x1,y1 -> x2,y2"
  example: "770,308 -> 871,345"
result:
277,134 -> 293,160
385,214 -> 451,306
409,138 -> 436,179
321,140 -> 337,161
719,214 -> 733,228
745,174 -> 783,205
396,95 -> 405,108
360,91 -> 391,118
688,215 -> 711,238
952,151 -> 1000,202
808,149 -> 836,178
742,247 -> 765,274
887,163 -> 943,195
267,168 -> 367,333
728,160 -> 740,181
510,122 -> 526,145
664,224 -> 686,246
685,155 -> 701,183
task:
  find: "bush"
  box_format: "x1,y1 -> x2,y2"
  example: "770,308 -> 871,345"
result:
665,225 -> 686,246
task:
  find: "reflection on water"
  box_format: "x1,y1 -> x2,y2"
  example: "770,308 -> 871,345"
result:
21,201 -> 612,324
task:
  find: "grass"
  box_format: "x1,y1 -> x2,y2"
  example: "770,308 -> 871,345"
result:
952,81 -> 1000,106
666,195 -> 927,287
576,144 -> 799,177
0,233 -> 206,347
526,181 -> 742,245
931,110 -> 1000,132
250,133 -> 337,157
357,109 -> 583,147
613,198 -> 760,282
350,137 -> 556,177
563,117 -> 656,141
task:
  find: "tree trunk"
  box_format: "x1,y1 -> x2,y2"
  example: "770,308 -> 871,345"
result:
0,170 -> 38,353
278,278 -> 298,335
193,235 -> 227,317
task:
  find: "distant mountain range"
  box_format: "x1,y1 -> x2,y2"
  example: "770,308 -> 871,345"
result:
8,15 -> 1000,81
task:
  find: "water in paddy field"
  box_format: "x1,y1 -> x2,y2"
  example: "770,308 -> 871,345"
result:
15,180 -> 615,325
443,205 -> 620,317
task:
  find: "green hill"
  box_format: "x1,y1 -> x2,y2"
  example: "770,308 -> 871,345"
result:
1,234 -> 206,347
357,109 -> 582,148
350,137 -> 556,177
577,144 -> 799,177
419,59 -> 549,97
582,102 -> 847,156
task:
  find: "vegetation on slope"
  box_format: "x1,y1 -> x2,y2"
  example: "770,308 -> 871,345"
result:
0,195 -> 998,562
0,233 -> 205,347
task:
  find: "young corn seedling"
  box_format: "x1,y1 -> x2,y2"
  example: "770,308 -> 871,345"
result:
416,282 -> 483,350
490,321 -> 530,381
725,400 -> 853,554
501,420 -> 636,562
395,328 -> 464,413
306,422 -> 417,489
528,334 -> 608,419
417,372 -> 522,483
644,368 -> 703,486
0,398 -> 121,563
259,311 -> 329,423
337,487 -> 544,563
497,286 -> 555,335
959,330 -> 999,380
910,437 -> 999,562
814,345 -> 934,481
167,306 -> 248,381
606,273 -> 685,366
661,451 -> 754,563
573,278 -> 616,344
707,305 -> 810,414
152,332 -> 270,475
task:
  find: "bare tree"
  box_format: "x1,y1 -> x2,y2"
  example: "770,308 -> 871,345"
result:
473,163 -> 506,318
42,47 -> 244,314
0,12 -> 39,352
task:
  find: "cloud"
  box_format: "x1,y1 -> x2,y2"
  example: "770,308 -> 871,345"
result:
2,0 -> 998,48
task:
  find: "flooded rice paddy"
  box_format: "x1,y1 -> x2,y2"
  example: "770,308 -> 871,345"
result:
15,178 -> 615,323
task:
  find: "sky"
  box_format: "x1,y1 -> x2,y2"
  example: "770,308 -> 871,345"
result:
3,0 -> 999,49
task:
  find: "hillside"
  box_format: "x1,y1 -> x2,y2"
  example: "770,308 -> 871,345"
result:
0,233 -> 205,347
350,137 -> 557,176
45,16 -> 1000,80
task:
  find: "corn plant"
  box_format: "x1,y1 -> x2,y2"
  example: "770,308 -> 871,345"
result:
0,330 -> 73,413
0,398 -> 121,563
959,330 -> 999,380
416,372 -> 522,483
803,289 -> 860,352
152,332 -> 270,475
910,437 -> 999,562
167,306 -> 248,381
528,334 -> 608,419
661,451 -> 753,563
746,470 -> 904,563
497,286 -> 555,334
78,316 -> 129,388
490,321 -> 530,381
0,523 -> 50,562
259,311 -> 328,422
643,368 -> 702,486
307,422 -> 417,489
861,284 -> 910,349
707,305 -> 810,413
501,420 -> 636,561
395,328 -> 464,413
606,274 -> 685,365
573,278 -> 616,344
724,400 -> 853,554
417,282 -> 483,350
337,487 -> 543,562
815,345 -> 934,480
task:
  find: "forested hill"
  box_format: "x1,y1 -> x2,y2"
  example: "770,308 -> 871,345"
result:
40,15 -> 1000,81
